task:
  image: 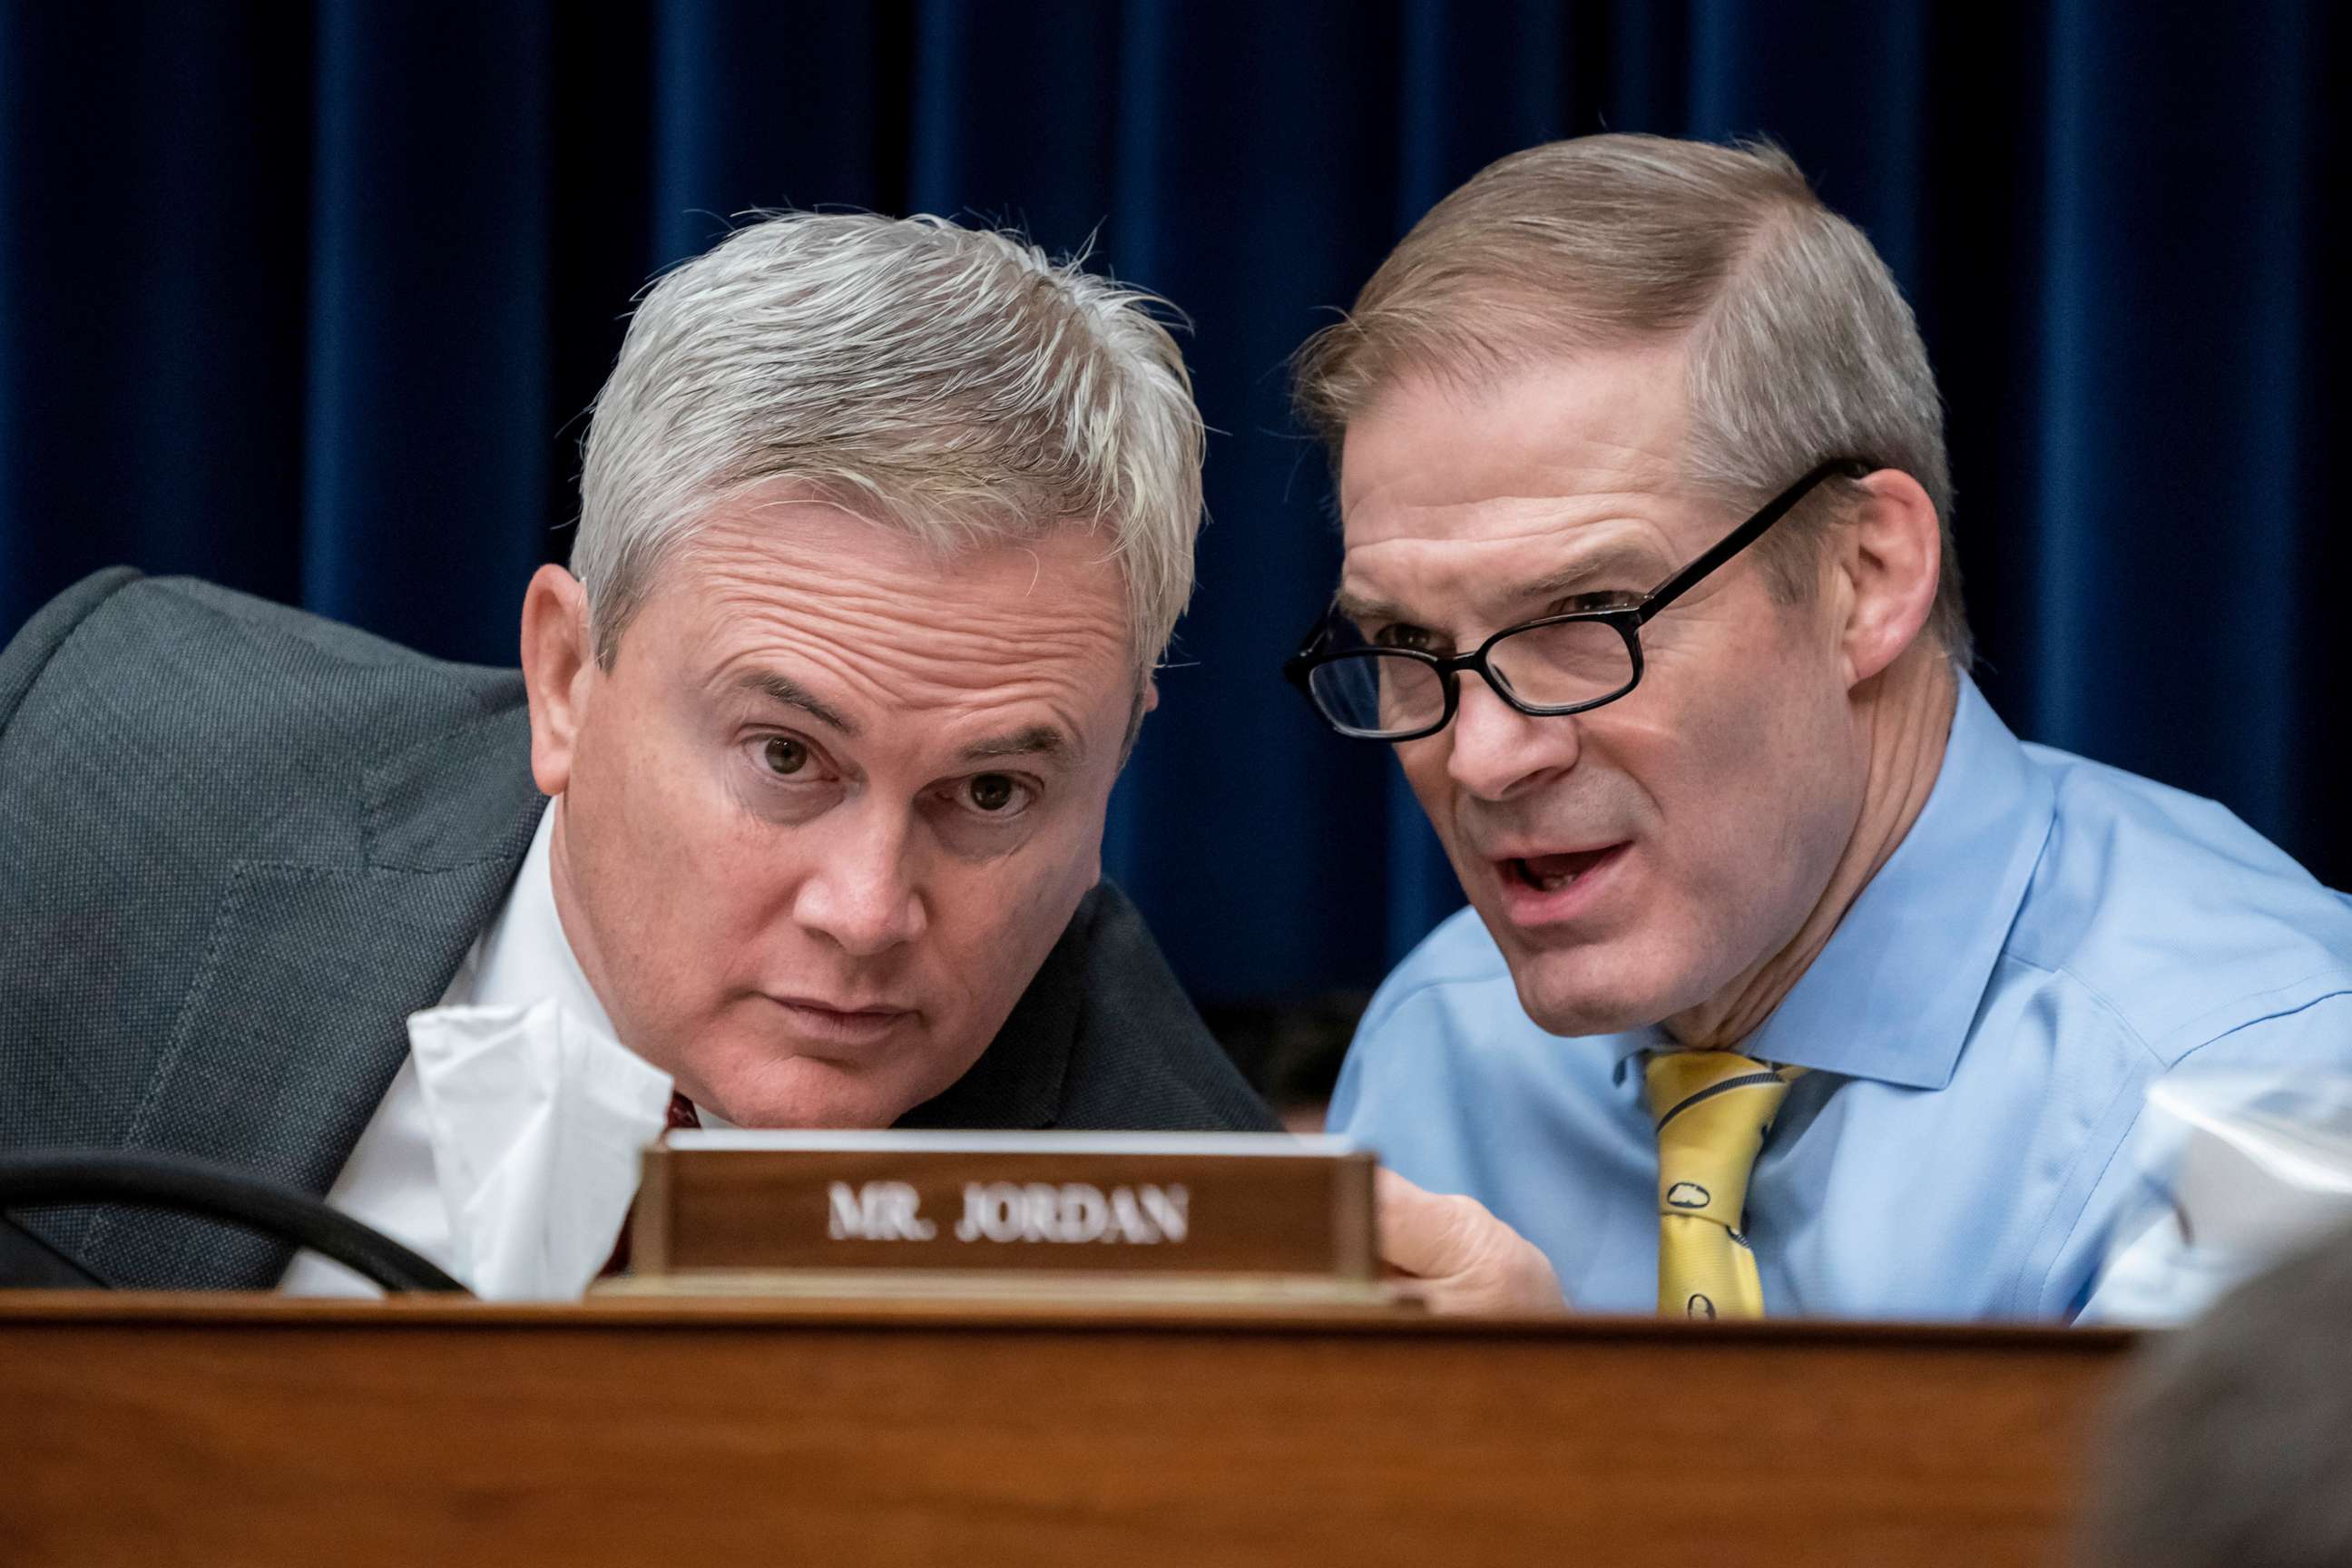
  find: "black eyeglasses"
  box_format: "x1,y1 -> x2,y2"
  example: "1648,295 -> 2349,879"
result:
1284,458 -> 1873,741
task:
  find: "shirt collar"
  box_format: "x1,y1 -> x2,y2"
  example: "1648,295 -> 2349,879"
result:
1740,676 -> 2055,1090
468,796 -> 623,1045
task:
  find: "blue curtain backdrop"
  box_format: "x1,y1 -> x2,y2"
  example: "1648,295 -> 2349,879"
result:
1,1 -> 2343,1005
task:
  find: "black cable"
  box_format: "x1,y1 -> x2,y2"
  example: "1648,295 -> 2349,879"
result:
0,1149 -> 469,1293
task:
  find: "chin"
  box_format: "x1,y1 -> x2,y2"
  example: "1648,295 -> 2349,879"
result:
706,1074 -> 897,1130
1501,939 -> 1697,1040
1513,985 -> 1657,1040
695,1034 -> 984,1130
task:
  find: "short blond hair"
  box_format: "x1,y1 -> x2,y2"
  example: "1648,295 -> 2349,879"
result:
576,212 -> 1204,678
1296,133 -> 1969,666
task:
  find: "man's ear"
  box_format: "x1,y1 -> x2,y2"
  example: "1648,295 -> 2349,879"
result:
1833,468 -> 1942,688
520,564 -> 596,797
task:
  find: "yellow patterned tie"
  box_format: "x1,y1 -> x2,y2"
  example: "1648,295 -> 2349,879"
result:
1642,1050 -> 1803,1320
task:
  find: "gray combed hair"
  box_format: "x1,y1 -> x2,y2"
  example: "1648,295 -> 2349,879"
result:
574,212 -> 1205,677
1295,133 -> 1971,668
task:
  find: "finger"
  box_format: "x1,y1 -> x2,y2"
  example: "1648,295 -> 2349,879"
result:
1376,1168 -> 1569,1314
1374,1167 -> 1476,1280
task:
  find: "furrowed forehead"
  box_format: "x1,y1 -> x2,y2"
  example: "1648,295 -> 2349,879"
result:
662,520 -> 1131,765
1337,521 -> 1675,629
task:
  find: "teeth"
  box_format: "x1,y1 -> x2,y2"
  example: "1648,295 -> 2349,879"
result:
1516,858 -> 1582,893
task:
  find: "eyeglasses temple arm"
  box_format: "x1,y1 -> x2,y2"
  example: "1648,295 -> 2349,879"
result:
1635,459 -> 1873,622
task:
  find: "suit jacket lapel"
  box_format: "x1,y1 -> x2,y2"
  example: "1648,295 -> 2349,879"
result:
78,705 -> 544,1290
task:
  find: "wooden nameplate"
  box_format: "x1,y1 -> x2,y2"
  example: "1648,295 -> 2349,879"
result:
601,1131 -> 1387,1305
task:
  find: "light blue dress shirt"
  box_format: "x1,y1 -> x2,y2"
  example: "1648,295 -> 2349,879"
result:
1328,678 -> 2352,1320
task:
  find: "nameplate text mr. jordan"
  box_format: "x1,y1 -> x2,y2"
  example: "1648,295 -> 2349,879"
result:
624,1131 -> 1376,1284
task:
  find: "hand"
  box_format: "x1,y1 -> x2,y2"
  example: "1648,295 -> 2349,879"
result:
1376,1168 -> 1568,1316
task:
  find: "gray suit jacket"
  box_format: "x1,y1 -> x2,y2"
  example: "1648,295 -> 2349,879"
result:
1,571 -> 1273,1289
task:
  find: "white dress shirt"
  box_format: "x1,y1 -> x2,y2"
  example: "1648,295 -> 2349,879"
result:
279,798 -> 654,1296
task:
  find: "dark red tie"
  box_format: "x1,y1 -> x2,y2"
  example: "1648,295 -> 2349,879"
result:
598,1093 -> 701,1278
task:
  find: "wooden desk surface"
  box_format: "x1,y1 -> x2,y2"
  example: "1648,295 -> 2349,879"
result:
0,1294 -> 2136,1567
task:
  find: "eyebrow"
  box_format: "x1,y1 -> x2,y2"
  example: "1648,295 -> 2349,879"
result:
732,671 -> 1080,767
958,724 -> 1082,768
1335,542 -> 1668,628
1511,543 -> 1671,603
731,671 -> 858,736
1330,587 -> 1409,627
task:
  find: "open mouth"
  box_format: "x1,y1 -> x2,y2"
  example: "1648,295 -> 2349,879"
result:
1504,844 -> 1625,894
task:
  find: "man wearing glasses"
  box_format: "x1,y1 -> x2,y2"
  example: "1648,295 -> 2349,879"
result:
1290,134 -> 2352,1321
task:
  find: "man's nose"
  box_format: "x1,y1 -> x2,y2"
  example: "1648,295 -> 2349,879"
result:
789,803 -> 927,957
1443,673 -> 1582,800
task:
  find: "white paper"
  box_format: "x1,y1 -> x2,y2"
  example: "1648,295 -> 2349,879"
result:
2082,1073 -> 2352,1324
405,997 -> 674,1300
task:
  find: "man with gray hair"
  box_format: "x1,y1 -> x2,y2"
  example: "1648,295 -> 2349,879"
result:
0,211 -> 1270,1294
1295,133 -> 2352,1318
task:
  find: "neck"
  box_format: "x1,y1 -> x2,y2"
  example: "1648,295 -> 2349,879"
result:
1664,647 -> 1959,1053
